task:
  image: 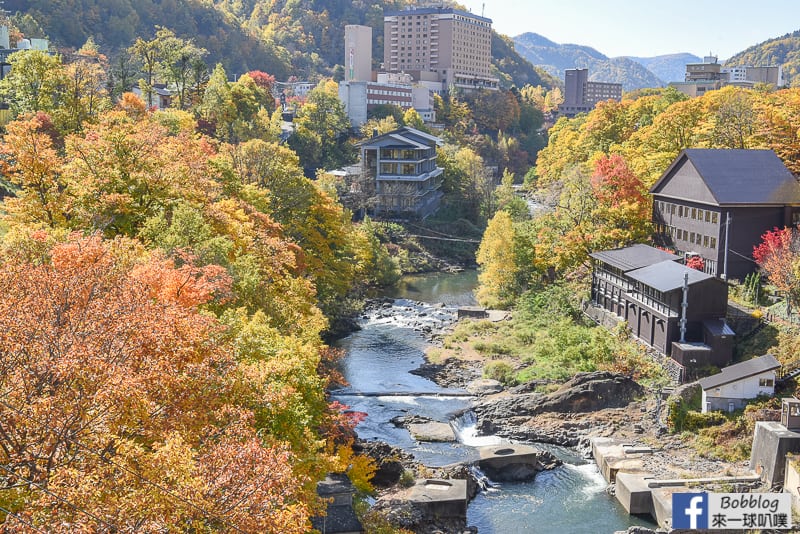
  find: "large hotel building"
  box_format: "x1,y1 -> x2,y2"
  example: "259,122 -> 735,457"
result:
383,7 -> 498,91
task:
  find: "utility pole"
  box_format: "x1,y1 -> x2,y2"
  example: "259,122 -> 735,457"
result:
722,211 -> 731,280
680,272 -> 689,343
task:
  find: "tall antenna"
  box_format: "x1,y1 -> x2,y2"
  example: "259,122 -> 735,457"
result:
482,3 -> 485,16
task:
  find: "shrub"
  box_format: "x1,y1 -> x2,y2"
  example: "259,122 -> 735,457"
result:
483,360 -> 517,385
399,469 -> 415,488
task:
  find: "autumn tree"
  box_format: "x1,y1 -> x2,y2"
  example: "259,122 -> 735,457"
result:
288,79 -> 356,172
753,226 -> 800,317
0,50 -> 65,117
476,210 -> 518,308
0,234 -> 316,532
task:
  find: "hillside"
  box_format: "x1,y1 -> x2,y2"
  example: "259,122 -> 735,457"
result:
627,53 -> 701,83
512,32 -> 664,91
8,0 -> 547,88
725,30 -> 800,86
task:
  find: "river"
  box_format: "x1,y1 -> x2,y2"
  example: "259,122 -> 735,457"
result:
335,271 -> 653,533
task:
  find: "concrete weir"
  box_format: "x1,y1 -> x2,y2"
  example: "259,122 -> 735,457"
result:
477,444 -> 554,482
591,437 -> 652,483
406,479 -> 468,521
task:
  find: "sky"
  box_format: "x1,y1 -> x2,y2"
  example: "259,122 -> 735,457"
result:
458,0 -> 800,59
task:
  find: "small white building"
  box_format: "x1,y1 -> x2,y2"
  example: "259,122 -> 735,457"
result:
698,354 -> 781,413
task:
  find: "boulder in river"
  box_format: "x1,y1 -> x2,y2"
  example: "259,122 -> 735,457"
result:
477,444 -> 562,482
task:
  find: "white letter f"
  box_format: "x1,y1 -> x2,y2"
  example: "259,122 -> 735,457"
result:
684,495 -> 704,529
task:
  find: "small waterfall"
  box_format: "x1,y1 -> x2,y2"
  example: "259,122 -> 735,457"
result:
450,410 -> 503,447
468,464 -> 498,492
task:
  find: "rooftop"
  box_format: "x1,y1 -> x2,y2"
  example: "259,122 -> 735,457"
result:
626,260 -> 714,293
651,149 -> 800,205
589,244 -> 679,272
385,6 -> 492,24
698,354 -> 781,390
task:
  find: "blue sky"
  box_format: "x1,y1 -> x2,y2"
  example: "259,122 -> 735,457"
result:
459,0 -> 800,59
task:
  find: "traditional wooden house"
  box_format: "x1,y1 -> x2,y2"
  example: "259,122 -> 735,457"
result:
590,244 -> 733,374
698,354 -> 781,413
358,126 -> 444,219
651,149 -> 800,281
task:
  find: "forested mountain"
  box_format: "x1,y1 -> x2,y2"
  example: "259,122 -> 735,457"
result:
512,32 -> 664,91
626,53 -> 701,83
7,0 -> 546,88
725,30 -> 800,86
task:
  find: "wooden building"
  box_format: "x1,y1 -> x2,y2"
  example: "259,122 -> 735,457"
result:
651,149 -> 800,281
590,244 -> 733,372
359,126 -> 444,219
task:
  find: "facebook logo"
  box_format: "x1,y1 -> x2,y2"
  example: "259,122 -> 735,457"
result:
673,492 -> 709,529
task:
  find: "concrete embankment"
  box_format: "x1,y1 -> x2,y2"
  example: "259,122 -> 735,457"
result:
592,437 -> 761,528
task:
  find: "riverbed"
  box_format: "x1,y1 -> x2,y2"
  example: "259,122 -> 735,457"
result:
335,271 -> 653,533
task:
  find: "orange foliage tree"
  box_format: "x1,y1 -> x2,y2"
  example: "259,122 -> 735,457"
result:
0,235 -> 313,532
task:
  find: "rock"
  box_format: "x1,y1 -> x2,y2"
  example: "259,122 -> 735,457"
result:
475,371 -> 644,421
408,422 -> 456,442
466,378 -> 504,395
612,527 -> 661,534
354,440 -> 414,488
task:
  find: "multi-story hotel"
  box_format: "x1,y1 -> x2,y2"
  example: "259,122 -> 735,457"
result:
558,68 -> 622,117
383,6 -> 499,91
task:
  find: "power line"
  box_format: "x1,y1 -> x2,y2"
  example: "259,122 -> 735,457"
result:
0,505 -> 48,534
0,397 -> 248,534
402,234 -> 481,243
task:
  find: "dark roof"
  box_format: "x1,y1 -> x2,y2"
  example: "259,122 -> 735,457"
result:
317,473 -> 356,497
703,319 -> 736,337
626,260 -> 714,293
310,506 -> 364,534
589,244 -> 679,272
698,354 -> 781,390
651,149 -> 800,205
359,126 -> 443,149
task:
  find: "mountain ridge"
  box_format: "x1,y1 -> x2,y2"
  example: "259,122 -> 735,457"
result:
512,31 -> 706,90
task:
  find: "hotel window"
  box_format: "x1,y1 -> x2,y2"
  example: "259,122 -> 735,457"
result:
705,211 -> 711,223
703,236 -> 709,248
678,206 -> 684,217
712,212 -> 719,224
690,232 -> 696,243
710,237 -> 717,249
691,208 -> 697,219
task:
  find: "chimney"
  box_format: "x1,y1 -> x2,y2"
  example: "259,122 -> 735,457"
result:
372,128 -> 379,138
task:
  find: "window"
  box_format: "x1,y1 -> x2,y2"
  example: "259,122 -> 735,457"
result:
759,378 -> 774,387
710,237 -> 717,249
705,211 -> 711,222
712,212 -> 719,224
691,208 -> 697,219
703,236 -> 709,247
690,232 -> 696,243
678,206 -> 684,217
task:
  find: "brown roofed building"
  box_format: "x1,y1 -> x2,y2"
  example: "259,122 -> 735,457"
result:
590,244 -> 733,380
651,149 -> 800,281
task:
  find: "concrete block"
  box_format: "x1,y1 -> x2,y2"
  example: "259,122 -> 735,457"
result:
615,472 -> 654,515
407,479 -> 467,520
750,421 -> 800,487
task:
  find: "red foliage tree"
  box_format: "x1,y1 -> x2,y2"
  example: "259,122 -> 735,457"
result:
753,226 -> 800,317
686,255 -> 705,271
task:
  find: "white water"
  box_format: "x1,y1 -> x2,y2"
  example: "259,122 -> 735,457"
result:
451,410 -> 504,447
